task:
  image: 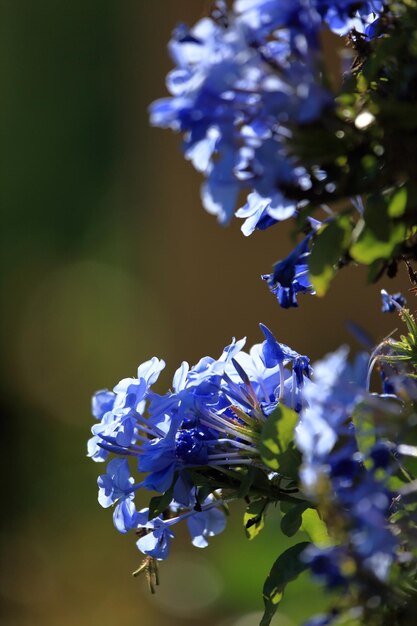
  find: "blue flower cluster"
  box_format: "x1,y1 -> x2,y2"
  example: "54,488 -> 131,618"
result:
150,0 -> 384,232
88,325 -> 311,560
296,346 -> 398,589
235,0 -> 384,36
150,1 -> 329,230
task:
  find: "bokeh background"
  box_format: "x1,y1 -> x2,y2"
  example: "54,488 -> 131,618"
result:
1,2 -> 412,625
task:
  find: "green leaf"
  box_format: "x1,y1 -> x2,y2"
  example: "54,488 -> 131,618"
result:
243,498 -> 269,540
350,222 -> 405,263
259,405 -> 299,473
301,508 -> 331,547
260,542 -> 310,626
309,215 -> 352,296
388,187 -> 407,218
280,503 -> 308,537
350,194 -> 407,264
237,467 -> 269,499
148,484 -> 175,520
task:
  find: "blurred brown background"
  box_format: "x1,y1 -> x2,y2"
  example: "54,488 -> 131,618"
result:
0,2 -> 411,625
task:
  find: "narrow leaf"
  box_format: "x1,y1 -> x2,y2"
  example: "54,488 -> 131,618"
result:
260,542 -> 310,626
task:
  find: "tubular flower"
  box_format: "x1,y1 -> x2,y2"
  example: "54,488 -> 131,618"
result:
88,325 -> 311,558
296,347 -> 399,590
150,2 -> 330,226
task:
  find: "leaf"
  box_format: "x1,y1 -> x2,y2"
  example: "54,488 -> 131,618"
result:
350,193 -> 406,264
309,215 -> 352,296
243,498 -> 269,540
388,187 -> 407,218
280,503 -> 308,537
148,484 -> 174,520
259,405 -> 299,473
350,223 -> 405,263
301,508 -> 331,547
274,447 -> 302,482
237,467 -> 269,498
260,542 -> 310,626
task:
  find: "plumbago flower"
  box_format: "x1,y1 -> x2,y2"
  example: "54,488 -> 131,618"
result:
235,0 -> 384,36
89,290 -> 417,624
87,0 -> 417,623
297,348 -> 398,584
381,289 -> 406,313
150,0 -> 331,228
262,217 -> 321,308
150,0 -> 385,230
290,296 -> 417,626
88,325 -> 312,570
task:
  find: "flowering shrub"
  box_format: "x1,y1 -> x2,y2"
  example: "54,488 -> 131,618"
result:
88,1 -> 417,624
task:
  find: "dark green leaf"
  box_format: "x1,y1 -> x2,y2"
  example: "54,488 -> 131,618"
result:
237,467 -> 269,498
273,447 -> 302,482
196,484 -> 217,505
260,542 -> 310,626
148,484 -> 174,520
280,503 -> 308,537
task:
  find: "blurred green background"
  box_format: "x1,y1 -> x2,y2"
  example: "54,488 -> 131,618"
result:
0,2 -> 412,625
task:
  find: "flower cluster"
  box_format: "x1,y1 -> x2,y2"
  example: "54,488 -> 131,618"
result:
87,1 -> 417,625
88,325 -> 311,560
297,347 -> 398,588
150,0 -> 384,231
150,0 -> 331,229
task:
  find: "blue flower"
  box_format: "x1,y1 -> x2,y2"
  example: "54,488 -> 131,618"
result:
113,498 -> 138,534
133,498 -> 227,560
186,500 -> 227,548
303,545 -> 347,588
381,289 -> 406,313
150,7 -> 330,226
90,326 -> 312,553
259,323 -> 311,375
234,0 -> 321,42
235,191 -> 297,236
263,235 -> 315,308
135,509 -> 175,561
296,347 -> 368,491
92,389 -> 116,420
296,346 -> 399,588
98,458 -> 135,509
87,357 -> 166,463
314,0 -> 384,35
303,614 -> 336,626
